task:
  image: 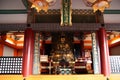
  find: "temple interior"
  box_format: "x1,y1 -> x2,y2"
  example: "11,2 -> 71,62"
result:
40,32 -> 93,74
0,0 -> 120,80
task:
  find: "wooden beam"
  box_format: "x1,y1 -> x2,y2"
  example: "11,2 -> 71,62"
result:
0,39 -> 23,49
0,9 -> 120,14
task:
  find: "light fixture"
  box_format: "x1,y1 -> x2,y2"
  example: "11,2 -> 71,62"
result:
111,38 -> 120,44
83,0 -> 112,12
29,0 -> 56,12
5,39 -> 15,45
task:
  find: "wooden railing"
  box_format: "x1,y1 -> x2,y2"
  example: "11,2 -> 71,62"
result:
0,57 -> 22,74
110,56 -> 120,74
0,56 -> 120,75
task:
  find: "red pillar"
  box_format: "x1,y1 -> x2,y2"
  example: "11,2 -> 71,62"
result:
0,44 -> 4,56
22,28 -> 34,77
98,28 -> 110,77
0,34 -> 6,56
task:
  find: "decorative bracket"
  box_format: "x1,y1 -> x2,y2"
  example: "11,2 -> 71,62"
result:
61,0 -> 72,26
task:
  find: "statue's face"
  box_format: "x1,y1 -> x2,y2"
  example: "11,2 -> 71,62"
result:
61,38 -> 65,42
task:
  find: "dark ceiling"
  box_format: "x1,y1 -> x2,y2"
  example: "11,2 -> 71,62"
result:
35,14 -> 96,23
35,9 -> 96,23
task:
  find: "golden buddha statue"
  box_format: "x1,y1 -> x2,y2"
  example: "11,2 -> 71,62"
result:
51,36 -> 74,62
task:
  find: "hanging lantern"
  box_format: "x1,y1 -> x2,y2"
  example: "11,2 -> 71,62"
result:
29,0 -> 56,12
93,0 -> 110,12
83,0 -> 112,12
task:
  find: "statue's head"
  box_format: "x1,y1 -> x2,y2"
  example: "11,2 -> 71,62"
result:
60,37 -> 65,43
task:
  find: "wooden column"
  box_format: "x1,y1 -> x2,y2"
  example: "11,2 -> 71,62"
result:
91,32 -> 101,74
79,33 -> 85,57
0,44 -> 4,56
22,28 -> 34,77
80,40 -> 85,57
33,32 -> 40,74
0,33 -> 6,56
14,49 -> 18,57
98,28 -> 110,77
40,34 -> 45,55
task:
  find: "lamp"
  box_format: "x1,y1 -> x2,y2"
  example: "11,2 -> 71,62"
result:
83,0 -> 112,12
29,0 -> 56,12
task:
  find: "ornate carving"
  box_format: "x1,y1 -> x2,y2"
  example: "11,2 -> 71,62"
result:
61,0 -> 72,26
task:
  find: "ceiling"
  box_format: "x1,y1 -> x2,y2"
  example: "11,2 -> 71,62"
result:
0,0 -> 120,24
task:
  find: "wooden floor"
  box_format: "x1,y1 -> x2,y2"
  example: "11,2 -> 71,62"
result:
0,74 -> 120,80
110,74 -> 120,80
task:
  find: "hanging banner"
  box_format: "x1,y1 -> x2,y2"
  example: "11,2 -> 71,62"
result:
61,0 -> 72,26
91,32 -> 101,74
33,33 -> 40,74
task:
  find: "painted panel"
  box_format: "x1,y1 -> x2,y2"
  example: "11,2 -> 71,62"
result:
3,46 -> 14,56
